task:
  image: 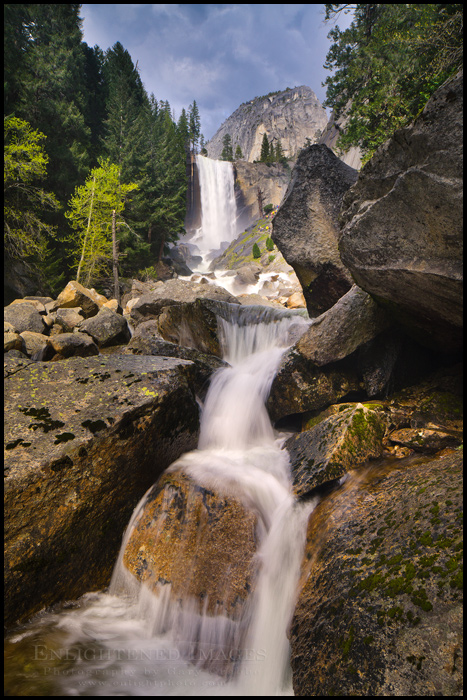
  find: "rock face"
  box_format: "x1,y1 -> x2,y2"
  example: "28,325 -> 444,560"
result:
318,108 -> 363,170
296,285 -> 391,367
4,354 -> 203,626
234,160 -> 291,229
291,449 -> 463,696
272,145 -> 357,315
339,70 -> 463,353
206,86 -> 328,162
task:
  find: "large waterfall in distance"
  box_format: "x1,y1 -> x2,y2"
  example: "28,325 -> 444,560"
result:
186,155 -> 238,271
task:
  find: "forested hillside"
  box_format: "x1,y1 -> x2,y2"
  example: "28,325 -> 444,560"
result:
4,4 -> 201,296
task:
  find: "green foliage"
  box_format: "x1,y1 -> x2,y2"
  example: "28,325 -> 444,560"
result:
188,100 -> 201,153
64,159 -> 138,287
252,242 -> 261,259
138,265 -> 159,282
235,144 -> 244,160
260,133 -> 270,162
264,204 -> 274,215
4,116 -> 59,262
323,4 -> 463,160
221,133 -> 234,161
266,236 -> 275,251
4,8 -> 199,289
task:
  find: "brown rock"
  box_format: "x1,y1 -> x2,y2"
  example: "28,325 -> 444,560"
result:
123,468 -> 257,621
46,332 -> 99,358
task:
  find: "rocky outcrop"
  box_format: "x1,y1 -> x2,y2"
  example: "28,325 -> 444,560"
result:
318,108 -> 363,170
206,86 -> 328,162
234,160 -> 291,230
129,278 -> 239,327
339,69 -> 463,353
296,285 -> 391,366
272,145 -> 357,315
291,448 -> 463,696
4,354 -> 203,626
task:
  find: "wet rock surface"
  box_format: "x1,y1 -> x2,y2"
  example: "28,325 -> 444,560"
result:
123,467 -> 258,620
286,403 -> 387,498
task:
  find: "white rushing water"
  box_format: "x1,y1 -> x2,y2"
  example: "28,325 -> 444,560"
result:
5,308 -> 315,697
184,154 -> 238,271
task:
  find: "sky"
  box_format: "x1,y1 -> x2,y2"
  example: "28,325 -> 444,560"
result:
80,4 -> 354,142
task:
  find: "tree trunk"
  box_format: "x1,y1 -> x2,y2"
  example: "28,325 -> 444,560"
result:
112,209 -> 120,303
76,174 -> 95,284
158,235 -> 165,262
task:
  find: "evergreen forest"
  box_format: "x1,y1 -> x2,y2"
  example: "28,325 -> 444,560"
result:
4,4 -> 202,296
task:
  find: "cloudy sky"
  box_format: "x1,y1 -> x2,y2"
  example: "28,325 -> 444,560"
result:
80,4 -> 354,141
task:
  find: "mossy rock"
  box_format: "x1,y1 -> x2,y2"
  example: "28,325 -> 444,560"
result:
286,403 -> 387,498
291,449 -> 463,696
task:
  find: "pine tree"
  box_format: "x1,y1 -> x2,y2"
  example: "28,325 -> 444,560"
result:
260,133 -> 270,162
17,4 -> 90,204
221,133 -> 234,161
188,100 -> 201,153
274,140 -> 287,165
235,144 -> 243,160
323,4 -> 463,159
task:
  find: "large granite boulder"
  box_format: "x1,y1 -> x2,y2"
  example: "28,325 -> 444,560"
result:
272,144 -> 357,315
4,301 -> 47,334
4,354 -> 203,626
49,280 -> 107,318
291,449 -> 463,696
296,285 -> 391,366
129,278 -> 239,326
121,467 -> 258,674
78,306 -> 131,347
157,299 -> 222,357
339,70 -> 463,353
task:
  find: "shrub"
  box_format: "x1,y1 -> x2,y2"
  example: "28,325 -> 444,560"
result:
266,236 -> 274,251
252,242 -> 261,259
139,265 -> 158,281
264,203 -> 274,215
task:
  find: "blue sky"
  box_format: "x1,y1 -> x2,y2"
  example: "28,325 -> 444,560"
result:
80,4 -> 354,141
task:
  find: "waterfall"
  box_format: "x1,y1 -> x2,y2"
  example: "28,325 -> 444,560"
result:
5,308 -> 315,697
186,155 -> 238,271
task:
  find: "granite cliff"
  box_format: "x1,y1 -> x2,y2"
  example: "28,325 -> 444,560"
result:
206,85 -> 328,162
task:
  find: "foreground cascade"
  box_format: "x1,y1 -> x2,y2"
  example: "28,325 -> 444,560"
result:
5,304 -> 314,696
